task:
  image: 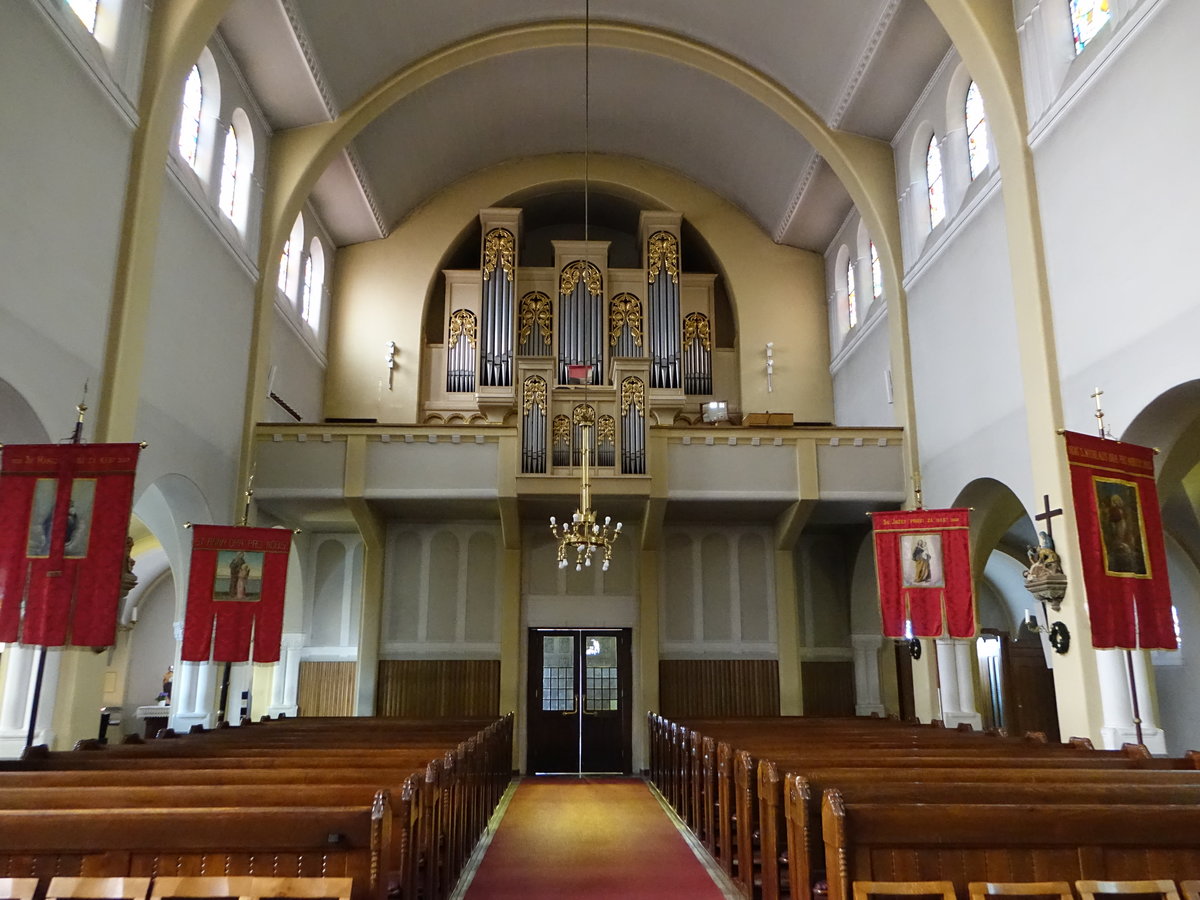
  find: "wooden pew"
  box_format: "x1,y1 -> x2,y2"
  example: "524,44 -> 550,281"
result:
822,790 -> 1200,900
775,769 -> 1200,900
0,798 -> 391,900
0,715 -> 513,900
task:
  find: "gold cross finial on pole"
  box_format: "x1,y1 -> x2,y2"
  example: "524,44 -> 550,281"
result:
1092,386 -> 1107,439
912,472 -> 923,510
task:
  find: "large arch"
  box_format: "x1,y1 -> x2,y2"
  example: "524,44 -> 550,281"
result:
322,154 -> 831,427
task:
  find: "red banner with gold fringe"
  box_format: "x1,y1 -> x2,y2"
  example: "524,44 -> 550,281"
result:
1064,431 -> 1175,650
0,443 -> 141,647
182,524 -> 291,663
871,508 -> 976,639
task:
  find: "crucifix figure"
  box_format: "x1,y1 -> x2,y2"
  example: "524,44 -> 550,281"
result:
1035,494 -> 1063,547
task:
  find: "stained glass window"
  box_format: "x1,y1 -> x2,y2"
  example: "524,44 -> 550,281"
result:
870,242 -> 882,300
926,135 -> 946,230
1070,0 -> 1111,55
278,239 -> 291,294
300,255 -> 314,323
965,82 -> 990,181
178,66 -> 203,171
304,239 -> 325,329
846,258 -> 858,329
66,0 -> 99,33
218,124 -> 239,220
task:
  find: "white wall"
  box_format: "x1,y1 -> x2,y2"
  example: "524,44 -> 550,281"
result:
0,1 -> 132,429
1033,0 -> 1200,435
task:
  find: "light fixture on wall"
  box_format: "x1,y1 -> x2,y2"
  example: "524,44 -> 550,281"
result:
550,0 -> 623,573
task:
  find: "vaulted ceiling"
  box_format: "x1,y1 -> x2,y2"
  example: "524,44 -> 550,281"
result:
218,0 -> 951,252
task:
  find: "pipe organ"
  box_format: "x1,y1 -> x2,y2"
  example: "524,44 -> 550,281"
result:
424,207 -> 735,476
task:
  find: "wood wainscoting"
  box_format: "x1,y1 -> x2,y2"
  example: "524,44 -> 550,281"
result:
296,661 -> 357,716
376,660 -> 500,717
659,659 -> 780,717
800,660 -> 856,716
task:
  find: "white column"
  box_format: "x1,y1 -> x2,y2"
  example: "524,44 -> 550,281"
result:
228,662 -> 253,723
0,645 -> 35,733
953,640 -> 981,727
268,633 -> 303,718
934,638 -> 982,729
1097,647 -> 1166,753
0,646 -> 60,756
851,634 -> 885,716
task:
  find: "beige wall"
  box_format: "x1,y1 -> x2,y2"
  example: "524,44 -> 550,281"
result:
326,155 -> 832,426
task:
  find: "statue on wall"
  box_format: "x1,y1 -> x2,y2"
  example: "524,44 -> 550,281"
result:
1023,531 -> 1068,611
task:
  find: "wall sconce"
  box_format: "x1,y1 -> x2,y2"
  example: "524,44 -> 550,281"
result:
1024,610 -> 1070,654
385,341 -> 398,391
765,342 -> 774,393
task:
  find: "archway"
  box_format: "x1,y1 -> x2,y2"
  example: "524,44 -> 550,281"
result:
1121,380 -> 1200,755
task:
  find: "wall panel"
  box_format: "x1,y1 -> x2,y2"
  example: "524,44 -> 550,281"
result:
297,661 -> 356,716
658,659 -> 779,717
800,660 -> 855,717
376,659 -> 500,716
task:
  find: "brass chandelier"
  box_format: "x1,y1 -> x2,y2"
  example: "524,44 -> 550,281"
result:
549,0 -> 622,573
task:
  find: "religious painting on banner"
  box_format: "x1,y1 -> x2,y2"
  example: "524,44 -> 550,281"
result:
1063,431 -> 1175,649
871,508 -> 976,639
0,443 -> 141,648
182,525 -> 291,663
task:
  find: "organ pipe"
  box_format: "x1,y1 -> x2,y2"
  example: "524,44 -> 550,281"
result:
480,228 -> 515,387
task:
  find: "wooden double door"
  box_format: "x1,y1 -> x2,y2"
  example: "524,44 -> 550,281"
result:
526,628 -> 633,774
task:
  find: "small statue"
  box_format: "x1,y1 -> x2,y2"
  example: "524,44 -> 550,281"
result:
1025,531 -> 1062,579
119,535 -> 138,597
156,665 -> 173,706
1023,530 -> 1067,610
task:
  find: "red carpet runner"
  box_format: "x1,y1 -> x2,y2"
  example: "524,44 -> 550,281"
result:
463,777 -> 728,899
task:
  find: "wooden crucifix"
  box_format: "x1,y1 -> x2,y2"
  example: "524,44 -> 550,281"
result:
1035,494 -> 1063,545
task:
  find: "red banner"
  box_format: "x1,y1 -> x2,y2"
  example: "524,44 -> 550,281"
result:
1064,431 -> 1175,650
0,443 -> 141,647
871,508 -> 976,639
182,524 -> 291,663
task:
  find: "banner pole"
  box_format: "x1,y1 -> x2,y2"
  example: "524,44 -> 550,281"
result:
25,386 -> 89,749
217,662 -> 231,724
1124,648 -> 1144,746
24,648 -> 47,749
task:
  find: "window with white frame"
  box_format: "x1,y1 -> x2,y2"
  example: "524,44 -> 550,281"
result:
218,123 -> 239,220
279,214 -> 304,300
846,258 -> 858,329
303,238 -> 326,330
870,242 -> 882,301
217,109 -> 254,232
178,65 -> 203,171
66,0 -> 99,33
926,135 -> 946,229
1069,0 -> 1111,55
965,81 -> 990,181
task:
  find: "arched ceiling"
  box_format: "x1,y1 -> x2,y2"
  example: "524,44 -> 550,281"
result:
219,0 -> 950,251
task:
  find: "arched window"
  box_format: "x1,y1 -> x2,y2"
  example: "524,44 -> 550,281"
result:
178,65 -> 203,171
926,135 -> 946,230
218,123 -> 239,220
66,0 -> 99,32
846,258 -> 858,329
965,82 -> 989,181
279,215 -> 304,300
1070,0 -> 1111,55
870,242 -> 882,301
217,109 -> 254,232
303,239 -> 326,330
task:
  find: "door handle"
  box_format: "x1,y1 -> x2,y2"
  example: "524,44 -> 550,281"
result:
561,694 -> 580,715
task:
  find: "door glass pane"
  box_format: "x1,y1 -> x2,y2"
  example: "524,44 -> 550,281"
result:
584,635 -> 618,711
542,635 -> 576,711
